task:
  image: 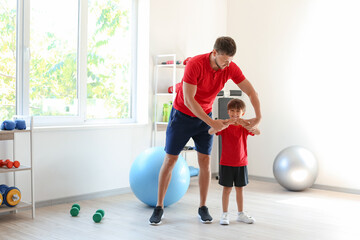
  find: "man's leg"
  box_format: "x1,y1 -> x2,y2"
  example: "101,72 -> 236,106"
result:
197,152 -> 213,223
156,153 -> 179,207
149,153 -> 179,225
197,152 -> 211,207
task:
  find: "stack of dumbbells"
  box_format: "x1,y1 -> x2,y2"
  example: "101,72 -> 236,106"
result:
0,184 -> 21,207
0,159 -> 20,169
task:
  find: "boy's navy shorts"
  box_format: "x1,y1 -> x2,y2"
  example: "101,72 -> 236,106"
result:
165,107 -> 213,156
219,165 -> 249,187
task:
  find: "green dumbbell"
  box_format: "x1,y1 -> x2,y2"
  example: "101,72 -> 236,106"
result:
93,209 -> 105,223
70,204 -> 81,217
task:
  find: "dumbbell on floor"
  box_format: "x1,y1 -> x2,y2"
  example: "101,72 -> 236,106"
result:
70,204 -> 81,216
93,209 -> 105,223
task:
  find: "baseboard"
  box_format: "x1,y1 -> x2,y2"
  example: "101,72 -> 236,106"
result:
35,187 -> 132,208
248,175 -> 360,195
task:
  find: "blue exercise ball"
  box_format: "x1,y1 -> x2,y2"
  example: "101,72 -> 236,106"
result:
273,146 -> 318,191
129,147 -> 190,207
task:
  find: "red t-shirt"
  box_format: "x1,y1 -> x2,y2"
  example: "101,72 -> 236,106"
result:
173,52 -> 246,117
216,124 -> 254,167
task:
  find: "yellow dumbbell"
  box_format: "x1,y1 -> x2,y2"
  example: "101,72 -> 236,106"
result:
0,185 -> 21,207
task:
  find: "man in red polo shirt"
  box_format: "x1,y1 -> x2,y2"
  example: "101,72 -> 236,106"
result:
149,36 -> 262,225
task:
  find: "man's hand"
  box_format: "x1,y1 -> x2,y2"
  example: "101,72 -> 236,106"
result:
208,119 -> 230,135
242,117 -> 261,131
211,119 -> 229,132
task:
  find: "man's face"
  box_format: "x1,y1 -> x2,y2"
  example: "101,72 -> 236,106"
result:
214,51 -> 233,69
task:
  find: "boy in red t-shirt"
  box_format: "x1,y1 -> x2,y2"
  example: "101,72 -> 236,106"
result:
209,98 -> 260,225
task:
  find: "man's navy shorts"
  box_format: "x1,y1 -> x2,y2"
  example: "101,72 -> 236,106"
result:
165,107 -> 213,156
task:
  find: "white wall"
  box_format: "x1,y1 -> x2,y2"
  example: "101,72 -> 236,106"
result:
228,0 -> 360,190
32,126 -> 150,201
149,0 -> 228,172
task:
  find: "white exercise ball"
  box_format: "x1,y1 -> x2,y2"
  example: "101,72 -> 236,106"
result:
273,146 -> 318,191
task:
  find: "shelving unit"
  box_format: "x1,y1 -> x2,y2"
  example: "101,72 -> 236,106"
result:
152,54 -> 185,146
0,118 -> 35,218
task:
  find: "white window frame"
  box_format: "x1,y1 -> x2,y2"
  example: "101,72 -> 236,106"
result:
15,0 -> 139,127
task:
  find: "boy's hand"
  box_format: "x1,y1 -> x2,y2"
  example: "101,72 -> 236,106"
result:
236,118 -> 250,126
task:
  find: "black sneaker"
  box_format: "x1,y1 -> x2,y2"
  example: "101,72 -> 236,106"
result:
198,206 -> 213,223
149,206 -> 164,225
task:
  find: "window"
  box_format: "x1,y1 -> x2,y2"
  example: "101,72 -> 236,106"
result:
0,0 -> 137,124
30,0 -> 79,117
87,0 -> 133,120
0,0 -> 17,121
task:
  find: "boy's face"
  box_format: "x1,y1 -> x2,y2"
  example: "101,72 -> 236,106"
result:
228,108 -> 244,119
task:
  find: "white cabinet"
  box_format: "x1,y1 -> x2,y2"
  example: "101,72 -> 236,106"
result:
0,118 -> 35,218
152,54 -> 185,146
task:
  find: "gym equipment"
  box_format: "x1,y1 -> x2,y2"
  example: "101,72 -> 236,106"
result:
0,193 -> 3,205
70,203 -> 81,217
189,166 -> 199,177
14,119 -> 26,130
1,120 -> 15,130
0,159 -> 20,168
93,209 -> 105,223
162,102 -> 172,122
161,60 -> 181,65
167,82 -> 182,94
129,147 -> 190,207
273,146 -> 318,191
0,184 -> 22,207
183,57 -> 191,65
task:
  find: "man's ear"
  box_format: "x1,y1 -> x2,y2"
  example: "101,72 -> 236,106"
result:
213,49 -> 218,57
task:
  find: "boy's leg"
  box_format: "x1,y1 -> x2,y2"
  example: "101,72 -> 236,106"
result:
218,166 -> 234,225
234,166 -> 255,224
222,187 -> 232,212
235,187 -> 244,212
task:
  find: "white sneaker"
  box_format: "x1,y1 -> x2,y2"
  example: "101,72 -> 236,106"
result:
236,212 -> 255,224
220,212 -> 230,225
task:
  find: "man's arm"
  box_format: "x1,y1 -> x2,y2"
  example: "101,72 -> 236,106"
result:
183,82 -> 228,132
237,79 -> 262,130
250,128 -> 261,135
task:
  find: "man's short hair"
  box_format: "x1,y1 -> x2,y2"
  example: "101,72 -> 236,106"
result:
214,36 -> 237,56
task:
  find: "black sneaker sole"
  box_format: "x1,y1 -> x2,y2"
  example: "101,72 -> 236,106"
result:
149,220 -> 162,225
198,214 -> 213,223
149,214 -> 164,225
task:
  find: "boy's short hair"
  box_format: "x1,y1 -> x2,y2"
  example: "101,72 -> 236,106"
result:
227,98 -> 246,112
213,36 -> 237,56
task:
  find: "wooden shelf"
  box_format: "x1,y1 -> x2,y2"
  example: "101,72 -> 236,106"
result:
0,201 -> 32,214
156,122 -> 169,125
156,64 -> 185,68
0,129 -> 31,133
156,93 -> 172,96
0,120 -> 35,218
0,165 -> 31,173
